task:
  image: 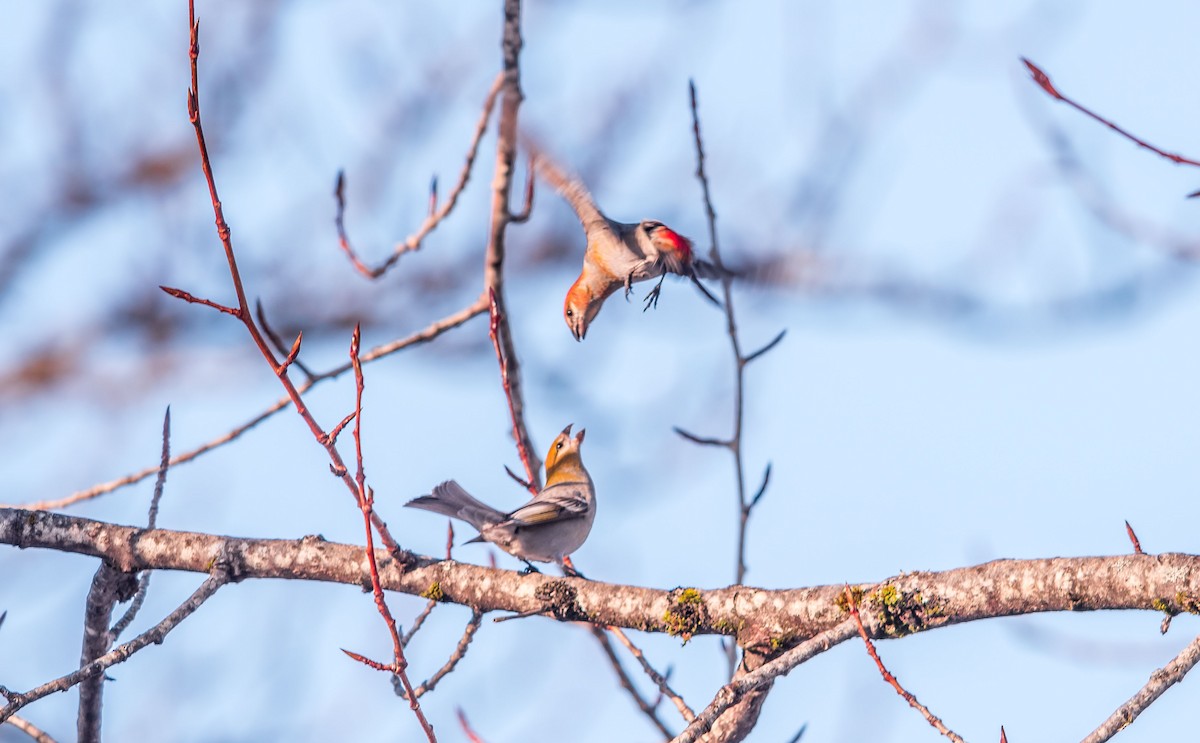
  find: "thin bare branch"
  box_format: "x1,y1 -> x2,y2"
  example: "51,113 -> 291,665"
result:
671,620 -> 858,743
335,72 -> 506,278
1080,632 -> 1200,743
400,609 -> 485,700
688,79 -> 783,678
158,285 -> 239,317
12,296 -> 487,512
1,570 -> 227,724
672,427 -> 730,449
591,626 -> 675,739
256,300 -> 314,381
743,329 -> 787,366
343,326 -> 436,741
110,406 -> 174,641
1021,58 -> 1200,170
844,587 -> 965,742
488,288 -> 539,494
748,464 -> 772,509
608,625 -> 695,722
508,156 -> 535,224
457,708 -> 487,743
5,715 -> 58,743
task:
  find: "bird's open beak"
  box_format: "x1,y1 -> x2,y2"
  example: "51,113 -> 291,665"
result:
560,423 -> 573,437
574,428 -> 586,445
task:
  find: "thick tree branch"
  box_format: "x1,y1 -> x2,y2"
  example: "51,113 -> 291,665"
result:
4,508 -> 1198,649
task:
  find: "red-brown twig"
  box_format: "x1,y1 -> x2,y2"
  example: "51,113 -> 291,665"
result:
335,72 -> 505,278
843,587 -> 964,743
457,708 -> 487,743
340,326 -> 435,740
999,726 -> 1008,743
1125,520 -> 1144,555
174,0 -> 403,558
590,626 -> 675,739
16,296 -> 487,512
488,288 -> 539,494
683,79 -> 784,678
1080,631 -> 1200,743
1022,58 -> 1200,170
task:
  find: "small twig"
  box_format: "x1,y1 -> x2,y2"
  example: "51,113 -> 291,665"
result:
503,464 -> 533,491
399,609 -> 484,700
335,72 -> 506,278
672,427 -> 730,449
671,620 -> 858,743
5,714 -> 59,743
1124,520 -> 1144,555
1021,58 -> 1200,170
343,326 -> 436,742
457,708 -> 487,743
256,300 -> 314,381
16,297 -> 488,512
488,288 -> 539,495
786,723 -> 808,743
687,79 -> 784,678
158,285 -> 239,317
843,587 -> 965,742
608,625 -> 695,722
748,464 -> 772,509
1000,726 -> 1008,743
1079,631 -> 1200,743
743,329 -> 787,366
110,407 -> 174,641
401,525 -> 454,648
508,156 -> 535,223
590,626 -> 675,739
180,0 -> 402,558
0,572 -> 227,724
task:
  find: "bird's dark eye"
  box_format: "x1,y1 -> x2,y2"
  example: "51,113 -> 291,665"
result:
566,308 -> 574,317
555,441 -> 563,451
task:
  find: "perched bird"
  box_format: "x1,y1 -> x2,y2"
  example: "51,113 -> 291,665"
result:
405,424 -> 594,573
535,153 -> 732,341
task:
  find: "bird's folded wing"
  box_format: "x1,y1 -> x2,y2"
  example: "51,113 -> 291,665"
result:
507,485 -> 589,525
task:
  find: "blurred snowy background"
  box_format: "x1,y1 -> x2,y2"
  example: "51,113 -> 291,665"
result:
3,1 -> 1200,741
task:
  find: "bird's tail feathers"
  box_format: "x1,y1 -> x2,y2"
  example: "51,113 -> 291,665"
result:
692,258 -> 739,281
405,480 -> 505,531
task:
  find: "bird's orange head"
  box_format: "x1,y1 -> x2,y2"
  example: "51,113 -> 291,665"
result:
564,279 -> 604,341
544,423 -> 588,486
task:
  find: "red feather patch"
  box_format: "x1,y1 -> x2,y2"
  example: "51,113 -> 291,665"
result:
654,226 -> 693,259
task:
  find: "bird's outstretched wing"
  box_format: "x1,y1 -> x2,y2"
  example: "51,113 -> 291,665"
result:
532,150 -> 608,232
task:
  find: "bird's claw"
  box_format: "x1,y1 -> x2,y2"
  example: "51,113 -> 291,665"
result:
520,561 -> 542,575
642,274 -> 667,312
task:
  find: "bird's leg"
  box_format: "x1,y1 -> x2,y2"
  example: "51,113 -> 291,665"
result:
623,270 -> 636,301
642,273 -> 668,312
560,556 -> 587,580
520,560 -> 542,575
